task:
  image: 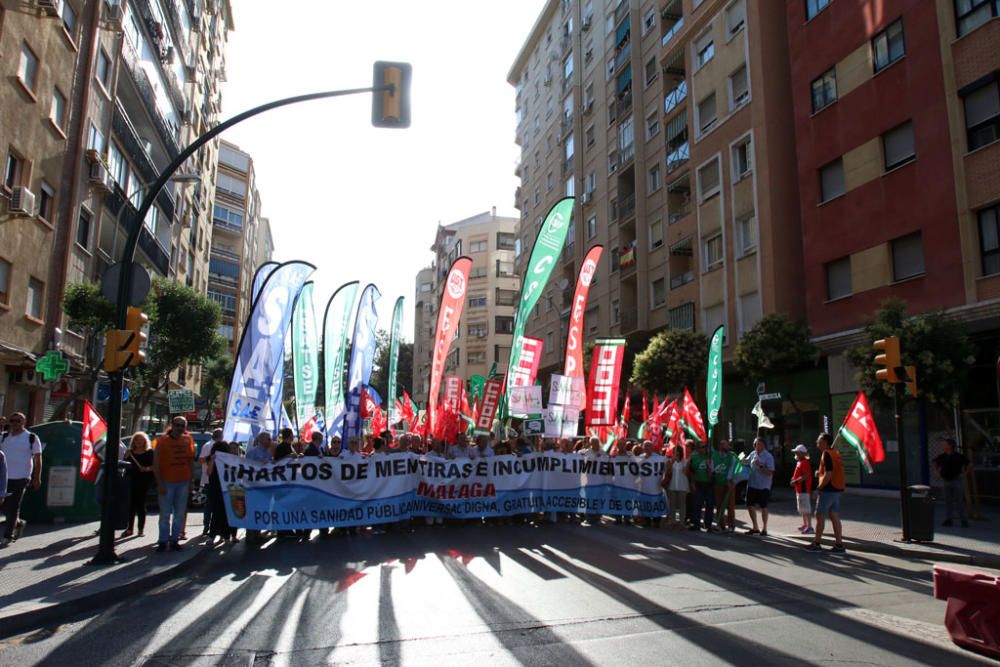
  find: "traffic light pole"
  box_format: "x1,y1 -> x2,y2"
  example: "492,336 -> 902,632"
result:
90,84 -> 391,565
895,383 -> 912,542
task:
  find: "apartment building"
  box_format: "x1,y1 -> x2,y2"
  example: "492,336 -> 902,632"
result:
509,0 -> 801,389
0,0 -> 233,423
411,210 -> 519,406
207,139 -> 265,353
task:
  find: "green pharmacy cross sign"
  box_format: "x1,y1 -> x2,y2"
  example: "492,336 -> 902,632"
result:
36,350 -> 70,382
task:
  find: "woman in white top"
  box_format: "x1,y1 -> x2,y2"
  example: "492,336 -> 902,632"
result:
662,446 -> 691,529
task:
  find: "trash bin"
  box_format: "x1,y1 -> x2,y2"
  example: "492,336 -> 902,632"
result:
907,484 -> 935,542
19,421 -> 101,523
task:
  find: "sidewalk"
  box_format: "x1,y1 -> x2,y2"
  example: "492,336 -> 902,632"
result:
0,512 -> 209,638
759,488 -> 1000,568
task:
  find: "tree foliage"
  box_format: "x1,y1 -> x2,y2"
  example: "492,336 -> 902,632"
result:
734,314 -> 819,384
200,351 -> 234,425
369,329 -> 414,402
630,328 -> 708,395
845,299 -> 974,408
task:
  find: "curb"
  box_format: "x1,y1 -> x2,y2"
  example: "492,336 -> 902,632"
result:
775,534 -> 1000,569
0,544 -> 213,640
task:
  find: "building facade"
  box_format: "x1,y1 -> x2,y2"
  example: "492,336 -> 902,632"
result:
412,209 -> 519,406
509,0 -> 801,387
0,0 -> 233,423
207,139 -> 266,354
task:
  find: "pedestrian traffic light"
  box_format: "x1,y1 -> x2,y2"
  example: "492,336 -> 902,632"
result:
372,61 -> 411,128
904,365 -> 918,397
873,336 -> 902,383
125,306 -> 148,366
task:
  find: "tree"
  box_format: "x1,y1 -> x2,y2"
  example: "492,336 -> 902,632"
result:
200,351 -> 233,426
62,282 -> 118,414
630,328 -> 709,395
734,314 -> 820,385
845,299 -> 974,408
369,329 -> 413,403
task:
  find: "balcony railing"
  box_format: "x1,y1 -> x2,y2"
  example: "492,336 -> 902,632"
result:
668,202 -> 691,225
562,155 -> 574,175
137,224 -> 170,276
670,270 -> 694,289
667,142 -> 690,172
662,16 -> 685,47
664,80 -> 687,115
619,192 -> 636,221
620,143 -> 635,167
613,41 -> 632,72
561,114 -> 573,136
212,218 -> 242,234
621,310 -> 638,332
616,89 -> 633,117
211,246 -> 240,262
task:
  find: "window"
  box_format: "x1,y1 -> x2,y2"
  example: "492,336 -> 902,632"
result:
213,204 -> 243,229
883,121 -> 915,170
96,49 -> 111,90
469,295 -> 487,308
739,291 -> 762,333
470,266 -> 487,280
61,1 -> 77,39
826,257 -> 852,300
698,159 -> 720,200
216,173 -> 246,198
703,234 -> 723,269
26,277 -> 44,320
50,88 -> 67,131
670,238 -> 694,288
564,52 -> 574,81
698,93 -> 717,134
805,0 -> 831,20
646,111 -> 660,139
468,323 -> 489,338
585,171 -> 596,194
496,260 -> 515,276
651,277 -> 666,308
811,68 -> 838,113
0,258 -> 10,306
643,7 -> 656,34
87,123 -> 105,152
565,134 -> 575,159
979,204 -> 1000,276
610,247 -> 619,273
729,65 -> 749,108
872,19 -> 905,72
565,176 -> 575,197
670,302 -> 695,330
703,303 -> 726,337
891,232 -> 924,281
963,78 -> 1000,151
38,182 -> 55,222
695,32 -> 714,69
4,150 -> 23,190
820,158 -> 846,202
584,215 -> 598,241
733,138 -> 752,179
18,43 -> 39,92
726,0 -> 746,36
208,290 -> 237,315
468,350 -> 487,365
650,219 -> 663,249
956,0 -> 1000,36
108,142 -> 127,187
497,232 -> 516,250
546,172 -> 553,191
611,298 -> 620,324
495,288 -> 517,306
495,316 -> 514,333
585,124 -> 595,147
77,208 -> 92,249
735,213 -> 756,255
470,240 -> 488,253
644,57 -> 657,86
648,163 -> 662,192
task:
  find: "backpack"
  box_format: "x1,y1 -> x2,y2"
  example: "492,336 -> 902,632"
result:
1,431 -> 38,447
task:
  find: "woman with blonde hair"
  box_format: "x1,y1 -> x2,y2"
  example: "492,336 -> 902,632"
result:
122,432 -> 155,538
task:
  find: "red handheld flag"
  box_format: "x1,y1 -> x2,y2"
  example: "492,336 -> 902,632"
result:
80,401 -> 107,482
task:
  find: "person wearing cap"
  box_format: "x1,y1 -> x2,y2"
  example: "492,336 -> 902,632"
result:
790,444 -> 814,534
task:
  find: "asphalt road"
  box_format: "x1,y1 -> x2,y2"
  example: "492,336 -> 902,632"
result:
0,521 -> 989,666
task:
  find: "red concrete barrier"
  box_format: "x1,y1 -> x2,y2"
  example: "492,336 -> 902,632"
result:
933,565 -> 1000,660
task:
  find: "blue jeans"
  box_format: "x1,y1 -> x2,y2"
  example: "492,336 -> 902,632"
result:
159,481 -> 189,544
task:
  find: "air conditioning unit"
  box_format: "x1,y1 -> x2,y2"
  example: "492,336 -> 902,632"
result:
89,161 -> 112,191
582,16 -> 592,31
37,0 -> 61,17
9,186 -> 36,215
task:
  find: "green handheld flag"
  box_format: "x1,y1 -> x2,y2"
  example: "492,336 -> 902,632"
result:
292,282 -> 320,429
386,296 -> 404,425
706,325 -> 725,440
502,197 -> 575,416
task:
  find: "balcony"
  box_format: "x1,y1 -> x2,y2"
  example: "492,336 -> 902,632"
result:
613,41 -> 632,72
208,272 -> 239,288
211,246 -> 240,262
119,42 -> 181,159
619,240 -> 637,271
619,192 -> 636,221
561,114 -> 573,136
137,223 -> 170,276
667,142 -> 690,173
664,80 -> 687,115
669,270 -> 693,289
212,217 -> 242,234
661,15 -> 684,48
616,89 -> 633,117
562,155 -> 575,175
620,142 -> 635,167
621,310 -> 638,333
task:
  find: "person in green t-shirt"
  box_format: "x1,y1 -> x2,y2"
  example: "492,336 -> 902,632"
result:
686,441 -> 715,531
713,440 -> 737,532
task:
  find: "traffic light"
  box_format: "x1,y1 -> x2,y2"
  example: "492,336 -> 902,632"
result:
904,365 -> 918,397
873,336 -> 902,383
103,330 -> 132,371
125,306 -> 148,366
372,61 -> 411,128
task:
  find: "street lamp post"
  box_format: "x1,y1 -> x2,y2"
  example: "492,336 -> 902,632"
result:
91,80 -> 403,565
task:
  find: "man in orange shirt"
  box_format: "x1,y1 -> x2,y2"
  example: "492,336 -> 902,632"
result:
804,433 -> 846,553
153,416 -> 195,552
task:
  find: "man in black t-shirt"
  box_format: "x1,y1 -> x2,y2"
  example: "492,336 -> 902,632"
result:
933,438 -> 971,528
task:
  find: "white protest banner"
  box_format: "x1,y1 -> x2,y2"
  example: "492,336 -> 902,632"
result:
509,385 -> 543,417
543,405 -> 580,438
549,374 -> 585,407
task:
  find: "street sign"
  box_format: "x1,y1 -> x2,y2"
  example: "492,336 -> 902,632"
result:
97,383 -> 129,402
101,262 -> 151,307
168,389 -> 195,413
759,392 -> 782,401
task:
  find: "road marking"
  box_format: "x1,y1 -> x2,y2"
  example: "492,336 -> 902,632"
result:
833,608 -> 954,649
